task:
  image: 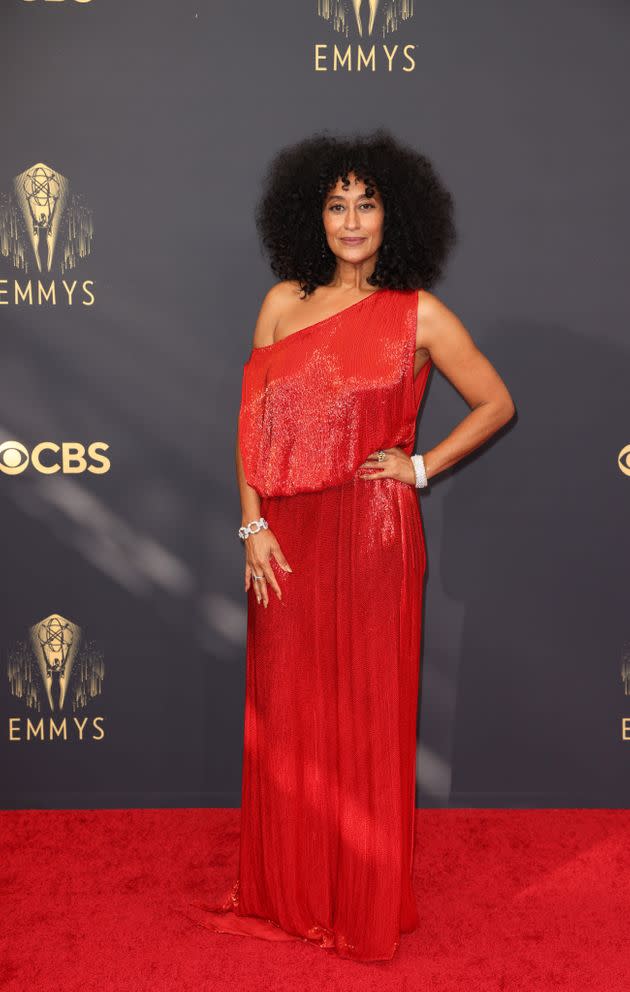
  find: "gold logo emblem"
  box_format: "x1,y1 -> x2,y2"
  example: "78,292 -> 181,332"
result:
0,162 -> 93,275
7,613 -> 104,715
317,0 -> 414,37
618,444 -> 630,477
0,440 -> 110,476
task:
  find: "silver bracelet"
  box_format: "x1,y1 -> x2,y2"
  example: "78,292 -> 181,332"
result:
238,516 -> 269,541
411,454 -> 428,488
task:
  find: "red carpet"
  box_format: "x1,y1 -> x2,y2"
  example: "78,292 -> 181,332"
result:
1,808 -> 628,991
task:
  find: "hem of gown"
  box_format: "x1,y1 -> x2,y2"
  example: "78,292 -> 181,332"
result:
183,879 -> 416,963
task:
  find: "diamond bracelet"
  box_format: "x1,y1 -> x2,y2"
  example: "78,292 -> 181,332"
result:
411,454 -> 428,488
238,516 -> 269,541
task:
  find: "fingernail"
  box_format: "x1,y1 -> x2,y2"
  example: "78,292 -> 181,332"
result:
284,565 -> 293,572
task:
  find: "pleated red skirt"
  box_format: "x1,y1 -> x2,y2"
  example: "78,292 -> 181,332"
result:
190,471 -> 427,961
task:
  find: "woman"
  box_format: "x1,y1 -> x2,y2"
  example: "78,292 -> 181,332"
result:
191,130 -> 515,961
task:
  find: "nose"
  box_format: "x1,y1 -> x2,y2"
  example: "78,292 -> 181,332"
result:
344,208 -> 361,231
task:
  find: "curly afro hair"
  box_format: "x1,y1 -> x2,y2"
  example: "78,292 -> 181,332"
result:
254,127 -> 457,298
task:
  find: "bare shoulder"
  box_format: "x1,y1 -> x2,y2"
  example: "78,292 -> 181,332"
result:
251,280 -> 302,349
416,287 -> 476,354
416,288 -> 515,416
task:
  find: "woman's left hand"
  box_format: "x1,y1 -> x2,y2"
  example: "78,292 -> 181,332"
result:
356,447 -> 415,486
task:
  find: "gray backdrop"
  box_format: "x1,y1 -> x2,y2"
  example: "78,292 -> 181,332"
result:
1,0 -> 628,809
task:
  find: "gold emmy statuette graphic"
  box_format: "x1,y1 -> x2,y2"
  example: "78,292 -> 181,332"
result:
0,162 -> 93,275
7,613 -> 104,714
31,614 -> 79,713
317,0 -> 414,37
352,0 -> 378,36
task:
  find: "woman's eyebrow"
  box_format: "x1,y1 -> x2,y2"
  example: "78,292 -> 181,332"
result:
325,193 -> 373,202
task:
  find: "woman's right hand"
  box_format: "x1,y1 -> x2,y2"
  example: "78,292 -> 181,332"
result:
243,527 -> 293,607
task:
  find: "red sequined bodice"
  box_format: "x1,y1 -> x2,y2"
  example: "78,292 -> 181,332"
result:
238,287 -> 432,497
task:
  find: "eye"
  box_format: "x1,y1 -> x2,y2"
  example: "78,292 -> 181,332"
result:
328,202 -> 375,211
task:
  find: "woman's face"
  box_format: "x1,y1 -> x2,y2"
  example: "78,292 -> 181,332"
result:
321,172 -> 384,263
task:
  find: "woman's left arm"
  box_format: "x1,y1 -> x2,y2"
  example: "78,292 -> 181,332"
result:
415,289 -> 516,482
357,290 -> 516,485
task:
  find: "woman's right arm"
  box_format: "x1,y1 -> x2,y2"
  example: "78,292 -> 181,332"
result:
236,283 -> 293,606
236,421 -> 262,532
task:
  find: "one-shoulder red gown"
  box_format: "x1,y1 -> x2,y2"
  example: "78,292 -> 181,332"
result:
191,287 -> 432,961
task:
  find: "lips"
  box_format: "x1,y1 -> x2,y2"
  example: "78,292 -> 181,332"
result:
340,237 -> 366,244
